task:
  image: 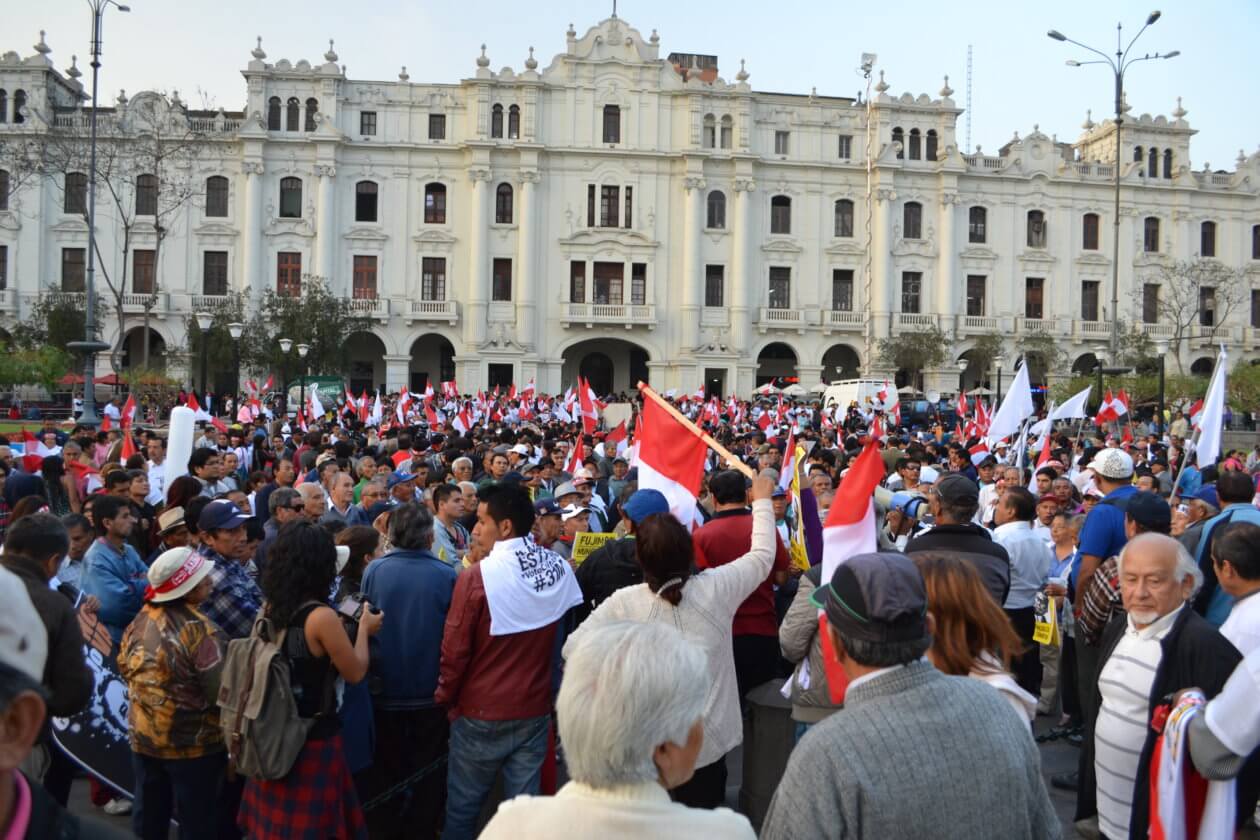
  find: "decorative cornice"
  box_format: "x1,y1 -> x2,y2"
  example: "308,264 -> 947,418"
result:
733,178 -> 756,193
241,162 -> 264,176
468,168 -> 493,183
684,176 -> 707,192
314,164 -> 336,178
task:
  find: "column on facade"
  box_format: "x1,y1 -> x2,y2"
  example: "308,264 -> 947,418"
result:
383,354 -> 411,392
466,168 -> 491,348
516,171 -> 538,349
680,176 -> 705,352
315,165 -> 336,282
241,163 -> 263,295
936,193 -> 957,332
871,187 -> 895,340
730,178 -> 754,353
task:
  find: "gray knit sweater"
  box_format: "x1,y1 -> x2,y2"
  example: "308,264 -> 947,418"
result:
760,660 -> 1061,840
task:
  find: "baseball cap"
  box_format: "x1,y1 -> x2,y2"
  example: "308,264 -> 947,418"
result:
510,444 -> 530,455
560,504 -> 590,522
918,465 -> 940,485
198,499 -> 250,533
1193,485 -> 1220,511
1037,494 -> 1059,506
501,471 -> 526,485
1125,491 -> 1172,534
145,547 -> 215,604
387,470 -> 416,490
554,481 -> 579,499
0,567 -> 47,683
935,474 -> 979,507
622,488 -> 670,524
157,506 -> 187,535
810,552 -> 928,644
771,487 -> 788,498
1090,448 -> 1135,480
534,498 -> 562,517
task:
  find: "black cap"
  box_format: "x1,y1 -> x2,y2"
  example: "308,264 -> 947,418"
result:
811,552 -> 928,644
935,473 -> 979,507
1126,490 -> 1171,534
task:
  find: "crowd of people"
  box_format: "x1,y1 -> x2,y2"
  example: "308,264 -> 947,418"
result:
1,385 -> 1259,839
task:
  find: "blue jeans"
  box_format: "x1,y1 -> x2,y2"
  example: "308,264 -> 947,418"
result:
442,714 -> 549,840
130,750 -> 227,840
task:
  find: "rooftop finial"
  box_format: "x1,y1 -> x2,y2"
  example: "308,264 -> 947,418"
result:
650,29 -> 659,45
324,39 -> 338,63
735,58 -> 748,82
399,65 -> 409,81
874,70 -> 888,93
251,36 -> 266,60
1082,109 -> 1095,129
525,47 -> 537,70
1172,96 -> 1187,119
34,30 -> 50,55
567,22 -> 576,38
940,75 -> 953,98
66,54 -> 81,79
476,44 -> 490,68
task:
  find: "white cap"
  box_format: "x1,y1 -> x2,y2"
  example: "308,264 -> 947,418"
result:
561,504 -> 590,522
146,547 -> 215,604
510,443 -> 530,455
335,545 -> 351,574
0,567 -> 47,682
919,465 -> 940,485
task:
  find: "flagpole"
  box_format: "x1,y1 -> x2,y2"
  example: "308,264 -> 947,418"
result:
637,381 -> 755,479
1169,427 -> 1200,503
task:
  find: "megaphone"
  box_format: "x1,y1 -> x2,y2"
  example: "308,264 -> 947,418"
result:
873,486 -> 932,523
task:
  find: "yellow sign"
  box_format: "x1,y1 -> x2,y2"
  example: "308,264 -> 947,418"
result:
1032,596 -> 1060,646
571,532 -> 616,566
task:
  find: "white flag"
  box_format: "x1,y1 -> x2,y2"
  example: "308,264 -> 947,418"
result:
987,361 -> 1035,444
1050,385 -> 1093,421
1195,348 -> 1228,469
308,383 -> 325,418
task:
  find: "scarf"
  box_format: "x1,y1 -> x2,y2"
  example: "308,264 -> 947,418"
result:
479,536 -> 582,637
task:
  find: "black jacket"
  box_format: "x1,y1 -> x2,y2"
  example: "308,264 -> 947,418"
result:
3,554 -> 92,718
1078,606 -> 1249,839
905,523 -> 1011,605
574,537 -> 641,624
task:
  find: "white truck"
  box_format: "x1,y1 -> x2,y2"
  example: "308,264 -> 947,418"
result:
821,379 -> 892,411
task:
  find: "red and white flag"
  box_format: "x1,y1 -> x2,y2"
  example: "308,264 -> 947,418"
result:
1095,389 -> 1125,425
521,378 -> 536,399
395,386 -> 411,425
120,394 -> 137,428
186,393 -> 212,423
1188,398 -> 1205,428
605,419 -> 629,458
565,438 -> 585,477
957,389 -> 970,418
578,377 -> 599,435
452,407 -> 472,435
262,374 -> 275,392
369,393 -> 383,427
778,429 -> 797,491
968,442 -> 991,467
635,392 -> 708,528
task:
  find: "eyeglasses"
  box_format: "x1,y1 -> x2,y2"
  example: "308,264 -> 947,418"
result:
289,504 -> 306,511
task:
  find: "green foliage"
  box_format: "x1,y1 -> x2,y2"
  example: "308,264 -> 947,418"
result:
966,332 -> 1004,378
0,347 -> 73,391
1019,331 -> 1068,372
1049,372 -> 1207,411
237,279 -> 371,380
877,324 -> 949,386
1115,321 -> 1160,376
1228,360 -> 1260,412
11,292 -> 102,353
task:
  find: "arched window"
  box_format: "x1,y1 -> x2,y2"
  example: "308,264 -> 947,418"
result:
304,98 -> 318,132
602,104 -> 620,144
1134,145 -> 1144,163
495,183 -> 513,224
424,183 -> 446,224
12,90 -> 25,124
355,181 -> 378,223
834,199 -> 854,238
903,202 -> 922,239
490,104 -> 504,138
64,172 -> 87,214
1201,220 -> 1217,258
703,114 -> 716,149
0,91 -> 7,124
707,190 -> 726,229
1027,210 -> 1047,248
1148,147 -> 1159,178
267,96 -> 281,130
968,206 -> 987,243
908,128 -> 921,160
891,127 -> 904,159
0,169 -> 8,211
1143,216 -> 1160,253
134,174 -> 157,216
1253,224 -> 1260,260
770,195 -> 791,235
279,177 -> 302,218
205,176 -> 229,217
1082,213 -> 1100,250
720,115 -> 733,149
285,97 -> 300,132
925,129 -> 938,162
508,105 -> 520,139
1163,148 -> 1173,179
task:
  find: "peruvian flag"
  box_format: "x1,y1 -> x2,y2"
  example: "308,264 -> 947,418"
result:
358,390 -> 370,423
120,430 -> 138,461
120,394 -> 137,427
819,442 -> 887,702
605,419 -> 629,458
1095,389 -> 1124,425
187,392 -> 212,423
452,407 -> 472,435
1027,430 -> 1053,494
1121,424 -> 1134,444
778,428 -> 797,491
20,429 -> 55,473
577,377 -> 599,435
564,438 -> 585,477
307,385 -> 325,419
1115,389 -> 1130,418
423,381 -> 434,401
968,442 -> 992,466
395,386 -> 411,425
262,374 -> 275,392
958,389 -> 970,418
975,400 -> 991,435
521,378 -> 536,399
442,380 -> 459,399
867,415 -> 884,442
423,399 -> 440,428
99,414 -> 112,432
210,416 -> 228,434
1188,398 -> 1205,428
635,391 -> 708,528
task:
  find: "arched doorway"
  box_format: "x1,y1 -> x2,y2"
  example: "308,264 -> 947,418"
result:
821,344 -> 861,383
1190,357 -> 1214,377
756,342 -> 798,387
955,349 -> 989,394
560,338 -> 650,398
409,334 -> 455,393
1072,353 -> 1100,376
120,327 -> 167,373
346,332 -> 387,395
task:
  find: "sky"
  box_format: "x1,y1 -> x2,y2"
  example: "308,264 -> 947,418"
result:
9,0 -> 1259,168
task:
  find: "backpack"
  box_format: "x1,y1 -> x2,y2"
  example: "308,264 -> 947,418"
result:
217,600 -> 323,780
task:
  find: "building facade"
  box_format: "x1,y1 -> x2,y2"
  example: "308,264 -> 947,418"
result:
1,17 -> 1258,397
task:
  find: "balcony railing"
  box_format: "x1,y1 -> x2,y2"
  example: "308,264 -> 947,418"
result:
190,294 -> 229,311
405,299 -> 459,325
963,154 -> 1005,170
960,315 -> 998,332
46,292 -> 87,308
897,312 -> 937,329
562,302 -> 657,329
121,292 -> 169,317
0,289 -> 15,311
756,307 -> 808,332
1016,317 -> 1059,335
1139,322 -> 1174,339
822,309 -> 864,329
1074,319 -> 1111,339
347,296 -> 390,321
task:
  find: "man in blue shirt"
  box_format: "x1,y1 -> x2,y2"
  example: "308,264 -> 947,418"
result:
1192,469 -> 1260,625
196,499 -> 260,640
80,495 -> 148,644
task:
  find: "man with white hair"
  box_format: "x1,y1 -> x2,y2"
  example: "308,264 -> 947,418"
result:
1081,532 -> 1244,839
480,621 -> 755,839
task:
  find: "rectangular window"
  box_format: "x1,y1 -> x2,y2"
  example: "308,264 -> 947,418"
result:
832,269 -> 854,311
624,186 -> 633,229
1253,225 -> 1260,260
965,275 -> 986,317
352,255 -> 377,299
602,105 -> 621,144
277,251 -> 302,297
203,251 -> 228,296
587,184 -> 596,227
428,113 -> 446,140
132,249 -> 155,294
1144,217 -> 1160,253
901,271 -> 922,314
593,262 -> 623,305
1081,280 -> 1100,321
1024,277 -> 1044,320
1143,283 -> 1160,324
774,130 -> 790,155
491,258 -> 512,302
631,262 -> 646,305
421,257 -> 446,300
768,266 -> 791,309
704,265 -> 724,308
703,124 -> 715,149
1082,213 -> 1100,250
1201,222 -> 1217,258
968,207 -> 987,244
1199,286 -> 1216,327
360,111 -> 377,136
1252,290 -> 1260,329
600,185 -> 620,228
837,135 -> 852,159
720,122 -> 732,149
570,261 -> 586,304
61,248 -> 85,292
0,245 -> 7,290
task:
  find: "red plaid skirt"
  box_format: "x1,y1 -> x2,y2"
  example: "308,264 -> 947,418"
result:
238,734 -> 367,839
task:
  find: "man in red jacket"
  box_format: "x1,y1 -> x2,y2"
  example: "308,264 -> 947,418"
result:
437,483 -> 582,840
693,469 -> 791,704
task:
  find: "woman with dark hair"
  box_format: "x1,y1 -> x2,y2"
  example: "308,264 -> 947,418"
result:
9,495 -> 50,524
238,519 -> 382,839
563,474 -> 776,809
166,475 -> 203,511
333,525 -> 381,602
42,455 -> 79,516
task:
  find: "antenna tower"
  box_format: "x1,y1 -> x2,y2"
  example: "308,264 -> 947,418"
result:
965,44 -> 973,153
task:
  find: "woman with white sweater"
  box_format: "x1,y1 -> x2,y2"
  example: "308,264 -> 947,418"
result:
563,473 -> 776,809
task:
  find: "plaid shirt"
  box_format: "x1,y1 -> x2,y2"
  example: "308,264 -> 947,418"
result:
1077,556 -> 1122,646
199,546 -> 263,640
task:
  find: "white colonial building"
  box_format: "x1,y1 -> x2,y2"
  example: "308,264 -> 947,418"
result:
0,16 -> 1258,397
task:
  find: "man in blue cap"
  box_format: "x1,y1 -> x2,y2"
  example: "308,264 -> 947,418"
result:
532,498 -> 563,553
572,488 -> 670,623
196,499 -> 261,640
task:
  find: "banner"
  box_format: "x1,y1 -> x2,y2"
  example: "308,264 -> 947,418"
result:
571,532 -> 616,566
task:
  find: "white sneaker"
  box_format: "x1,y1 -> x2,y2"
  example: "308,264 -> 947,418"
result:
102,797 -> 132,816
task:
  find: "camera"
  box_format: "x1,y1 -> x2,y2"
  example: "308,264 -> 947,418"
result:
336,592 -> 366,623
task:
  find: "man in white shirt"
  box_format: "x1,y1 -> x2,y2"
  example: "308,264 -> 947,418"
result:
993,486 -> 1054,697
102,396 -> 122,424
980,465 -> 1019,528
1212,521 -> 1260,825
145,436 -> 167,506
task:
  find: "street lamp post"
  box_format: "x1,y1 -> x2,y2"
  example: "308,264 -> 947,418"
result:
1094,344 -> 1109,414
957,358 -> 970,395
297,343 -> 310,416
67,0 -> 130,427
994,354 -> 1006,406
195,311 -> 213,399
1155,339 -> 1169,435
278,337 -> 292,417
227,322 -> 244,408
1048,12 -> 1179,359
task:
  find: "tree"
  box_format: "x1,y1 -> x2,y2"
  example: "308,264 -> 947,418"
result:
1140,260 -> 1248,375
1228,360 -> 1260,416
183,293 -> 246,394
0,347 -> 72,394
877,324 -> 949,391
1019,330 -> 1069,377
238,277 -> 371,387
11,291 -> 103,358
1115,320 -> 1159,376
965,332 -> 1004,381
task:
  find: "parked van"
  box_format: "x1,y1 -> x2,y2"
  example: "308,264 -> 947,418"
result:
821,379 -> 890,411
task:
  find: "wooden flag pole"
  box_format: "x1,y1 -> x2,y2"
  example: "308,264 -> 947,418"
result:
637,381 -> 755,479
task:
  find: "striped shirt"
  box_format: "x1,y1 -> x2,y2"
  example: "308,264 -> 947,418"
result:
1095,604 -> 1183,840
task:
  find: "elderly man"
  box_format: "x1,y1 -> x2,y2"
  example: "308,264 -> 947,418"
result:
387,471 -> 418,507
320,472 -> 359,529
1081,533 -> 1243,840
297,482 -> 327,522
531,498 -> 563,553
761,552 -> 1058,840
450,456 -> 474,485
552,504 -> 590,561
994,487 -> 1055,697
254,487 -> 302,574
1175,484 -> 1218,555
